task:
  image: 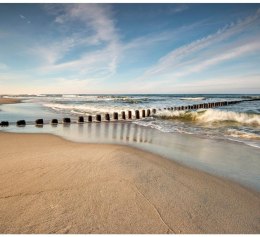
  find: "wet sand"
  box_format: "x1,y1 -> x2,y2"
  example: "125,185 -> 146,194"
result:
0,132 -> 259,234
0,98 -> 21,104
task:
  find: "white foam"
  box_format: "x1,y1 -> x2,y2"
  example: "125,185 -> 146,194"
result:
180,97 -> 205,101
42,102 -> 141,115
198,109 -> 260,126
226,129 -> 260,140
157,109 -> 260,126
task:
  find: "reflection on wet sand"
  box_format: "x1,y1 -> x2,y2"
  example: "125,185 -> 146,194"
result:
51,122 -> 154,146
60,122 -> 153,145
1,121 -> 260,192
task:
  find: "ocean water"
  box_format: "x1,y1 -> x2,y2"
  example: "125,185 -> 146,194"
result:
1,94 -> 260,191
1,94 -> 260,148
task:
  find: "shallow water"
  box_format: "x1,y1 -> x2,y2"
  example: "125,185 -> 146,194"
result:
1,122 -> 260,192
2,94 -> 260,148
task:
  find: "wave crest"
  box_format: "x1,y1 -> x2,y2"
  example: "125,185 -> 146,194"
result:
156,109 -> 260,126
180,97 -> 205,101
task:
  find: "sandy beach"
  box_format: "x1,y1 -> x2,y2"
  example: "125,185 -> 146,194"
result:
0,98 -> 21,105
0,132 -> 259,234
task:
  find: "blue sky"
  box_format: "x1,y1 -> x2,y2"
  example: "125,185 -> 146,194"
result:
0,3 -> 260,94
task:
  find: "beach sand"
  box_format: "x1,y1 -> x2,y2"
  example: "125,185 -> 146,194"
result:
0,133 -> 259,234
0,98 -> 21,104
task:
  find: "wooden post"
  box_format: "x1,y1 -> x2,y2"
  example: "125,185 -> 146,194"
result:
96,114 -> 101,122
121,111 -> 126,120
147,109 -> 151,117
142,109 -> 145,117
88,115 -> 92,122
78,116 -> 84,123
63,118 -> 71,124
0,121 -> 9,126
35,119 -> 44,126
113,112 -> 118,120
51,119 -> 58,124
135,110 -> 140,119
105,113 -> 110,121
128,111 -> 132,119
17,120 -> 26,126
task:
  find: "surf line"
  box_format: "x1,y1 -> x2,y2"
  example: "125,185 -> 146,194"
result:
1,98 -> 259,127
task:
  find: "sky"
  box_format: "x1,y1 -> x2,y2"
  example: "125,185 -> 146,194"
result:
0,3 -> 260,94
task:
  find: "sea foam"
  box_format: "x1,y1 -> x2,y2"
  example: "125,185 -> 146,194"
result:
157,109 -> 260,126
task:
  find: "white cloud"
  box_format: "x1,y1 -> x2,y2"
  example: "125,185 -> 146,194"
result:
168,74 -> 260,94
140,8 -> 260,81
3,5 -> 260,94
19,14 -> 31,24
34,4 -> 120,79
172,40 -> 260,78
169,4 -> 189,14
112,73 -> 260,94
31,37 -> 77,65
19,14 -> 26,19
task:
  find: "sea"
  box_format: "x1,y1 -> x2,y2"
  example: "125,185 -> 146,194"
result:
1,94 -> 260,191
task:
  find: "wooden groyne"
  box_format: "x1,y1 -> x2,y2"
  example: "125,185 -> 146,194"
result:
0,98 -> 259,127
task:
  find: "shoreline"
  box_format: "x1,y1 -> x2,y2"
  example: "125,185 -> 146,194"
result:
0,98 -> 21,105
0,132 -> 259,233
1,123 -> 260,193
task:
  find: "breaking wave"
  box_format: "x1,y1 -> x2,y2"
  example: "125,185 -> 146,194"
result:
156,109 -> 260,126
59,95 -> 150,104
180,97 -> 205,101
241,95 -> 260,100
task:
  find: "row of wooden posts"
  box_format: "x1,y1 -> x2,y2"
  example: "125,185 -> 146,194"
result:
0,109 -> 156,127
0,99 -> 246,127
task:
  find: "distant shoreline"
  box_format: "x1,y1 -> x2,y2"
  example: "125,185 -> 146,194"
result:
0,98 -> 21,105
